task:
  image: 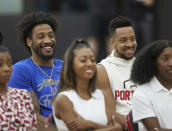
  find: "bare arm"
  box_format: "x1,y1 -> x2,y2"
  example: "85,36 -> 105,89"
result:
93,90 -> 123,131
142,117 -> 172,131
66,109 -> 122,131
93,123 -> 122,131
54,94 -> 119,131
30,91 -> 46,130
91,115 -> 122,131
96,64 -> 127,129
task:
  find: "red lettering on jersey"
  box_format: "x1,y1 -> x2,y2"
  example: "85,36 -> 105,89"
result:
114,90 -> 134,100
115,91 -> 119,100
125,90 -> 130,100
120,90 -> 125,100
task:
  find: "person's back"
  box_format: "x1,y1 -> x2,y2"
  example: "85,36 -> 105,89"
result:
8,12 -> 63,130
96,15 -> 137,129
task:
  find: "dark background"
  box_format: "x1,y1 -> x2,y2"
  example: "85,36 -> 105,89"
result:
0,0 -> 172,63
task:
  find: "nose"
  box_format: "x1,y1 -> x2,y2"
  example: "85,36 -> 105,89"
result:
3,64 -> 10,72
168,58 -> 172,66
86,60 -> 93,66
126,40 -> 134,47
44,36 -> 52,43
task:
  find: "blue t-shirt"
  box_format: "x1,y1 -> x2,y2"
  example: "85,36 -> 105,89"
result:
8,57 -> 63,117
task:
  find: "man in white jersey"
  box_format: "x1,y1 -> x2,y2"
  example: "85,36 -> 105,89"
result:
96,15 -> 137,130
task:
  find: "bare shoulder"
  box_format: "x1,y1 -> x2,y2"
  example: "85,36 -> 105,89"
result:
53,94 -> 73,112
96,64 -> 110,90
97,64 -> 107,75
53,92 -> 77,123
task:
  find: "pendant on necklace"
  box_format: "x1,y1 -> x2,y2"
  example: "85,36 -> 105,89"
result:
48,79 -> 55,85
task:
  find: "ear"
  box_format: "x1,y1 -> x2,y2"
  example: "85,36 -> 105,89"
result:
109,37 -> 115,47
26,38 -> 32,47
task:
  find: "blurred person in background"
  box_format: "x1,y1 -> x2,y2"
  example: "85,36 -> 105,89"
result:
89,0 -> 118,62
0,32 -> 37,130
127,0 -> 155,53
8,12 -> 63,130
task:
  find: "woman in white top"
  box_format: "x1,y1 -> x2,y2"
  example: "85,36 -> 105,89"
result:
130,40 -> 172,131
52,39 -> 122,131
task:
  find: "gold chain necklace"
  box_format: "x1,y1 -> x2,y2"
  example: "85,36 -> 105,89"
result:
32,58 -> 55,85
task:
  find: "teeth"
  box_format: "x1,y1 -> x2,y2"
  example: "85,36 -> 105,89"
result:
44,46 -> 51,49
85,70 -> 93,73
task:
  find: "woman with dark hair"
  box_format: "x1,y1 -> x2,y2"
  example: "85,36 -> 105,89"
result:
130,40 -> 172,131
52,39 -> 122,131
0,32 -> 37,130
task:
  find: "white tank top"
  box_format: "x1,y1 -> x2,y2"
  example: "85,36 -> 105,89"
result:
53,89 -> 108,131
100,50 -> 137,115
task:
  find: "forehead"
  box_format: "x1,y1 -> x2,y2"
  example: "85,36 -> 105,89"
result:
74,47 -> 94,57
159,47 -> 172,56
114,27 -> 135,38
0,52 -> 11,60
32,24 -> 53,34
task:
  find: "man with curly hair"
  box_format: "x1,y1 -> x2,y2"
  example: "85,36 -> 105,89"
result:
96,15 -> 137,130
8,12 -> 63,130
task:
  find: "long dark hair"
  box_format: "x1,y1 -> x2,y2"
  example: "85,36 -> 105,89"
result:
53,38 -> 97,102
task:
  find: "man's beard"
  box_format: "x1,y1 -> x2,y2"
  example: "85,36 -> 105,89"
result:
115,49 -> 134,60
31,45 -> 55,60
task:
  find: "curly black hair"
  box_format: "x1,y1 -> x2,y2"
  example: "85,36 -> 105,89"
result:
17,12 -> 59,53
109,15 -> 133,37
130,40 -> 172,85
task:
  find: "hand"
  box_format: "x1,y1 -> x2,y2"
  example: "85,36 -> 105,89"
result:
115,114 -> 127,130
112,115 -> 123,131
112,115 -> 115,125
108,115 -> 116,127
66,114 -> 89,131
36,114 -> 47,130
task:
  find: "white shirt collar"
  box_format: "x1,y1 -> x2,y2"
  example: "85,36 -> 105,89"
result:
151,76 -> 172,93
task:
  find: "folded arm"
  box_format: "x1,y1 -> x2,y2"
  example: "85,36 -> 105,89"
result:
53,94 -> 122,131
96,64 -> 127,130
30,91 -> 46,130
142,117 -> 172,131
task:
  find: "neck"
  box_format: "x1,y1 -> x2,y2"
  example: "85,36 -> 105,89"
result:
0,84 -> 8,96
32,55 -> 53,66
157,75 -> 172,90
76,78 -> 90,99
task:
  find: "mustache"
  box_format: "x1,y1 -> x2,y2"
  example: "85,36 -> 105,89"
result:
125,46 -> 135,50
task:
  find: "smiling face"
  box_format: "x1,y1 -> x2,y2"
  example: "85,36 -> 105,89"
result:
155,47 -> 172,87
27,24 -> 56,60
0,52 -> 12,84
111,27 -> 137,60
73,47 -> 96,80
